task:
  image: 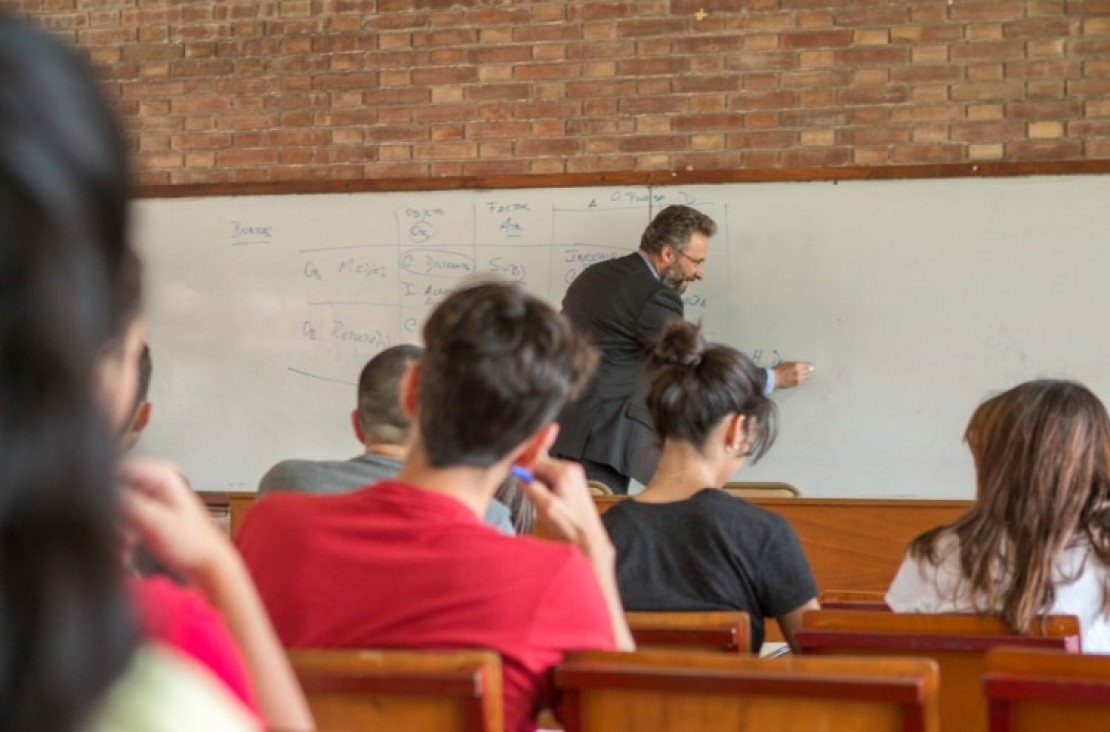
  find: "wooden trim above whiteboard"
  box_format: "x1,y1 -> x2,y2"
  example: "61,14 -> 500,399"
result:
137,159 -> 1110,199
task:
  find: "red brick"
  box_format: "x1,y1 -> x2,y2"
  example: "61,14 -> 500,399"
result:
779,147 -> 852,167
950,41 -> 1026,62
566,154 -> 638,173
462,160 -> 532,177
729,91 -> 799,110
950,121 -> 1025,142
727,130 -> 797,149
1006,100 -> 1082,119
837,86 -> 911,105
216,149 -> 277,167
513,24 -> 580,43
835,46 -> 909,66
672,75 -> 741,93
837,127 -> 911,146
1005,139 -> 1084,159
891,66 -> 963,84
515,138 -> 580,156
464,84 -> 532,101
567,118 -> 635,135
620,96 -> 689,115
465,121 -> 532,139
672,151 -> 746,171
780,109 -> 850,127
890,144 -> 965,164
618,57 -> 686,76
780,30 -> 853,49
673,114 -> 745,132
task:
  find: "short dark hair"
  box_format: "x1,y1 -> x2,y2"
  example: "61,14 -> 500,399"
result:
357,344 -> 422,445
639,205 -> 717,256
648,320 -> 777,460
419,281 -> 597,468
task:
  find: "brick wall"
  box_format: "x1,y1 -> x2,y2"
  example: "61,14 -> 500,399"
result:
8,0 -> 1110,186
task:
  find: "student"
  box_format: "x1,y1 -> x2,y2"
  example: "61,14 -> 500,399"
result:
602,320 -> 819,653
238,281 -> 634,732
258,344 -> 515,533
0,15 -> 308,731
887,379 -> 1110,652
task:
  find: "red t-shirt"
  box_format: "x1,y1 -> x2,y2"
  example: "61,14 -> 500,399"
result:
131,576 -> 260,716
236,480 -> 615,732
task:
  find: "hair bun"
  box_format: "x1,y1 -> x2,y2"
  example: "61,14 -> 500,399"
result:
651,320 -> 705,368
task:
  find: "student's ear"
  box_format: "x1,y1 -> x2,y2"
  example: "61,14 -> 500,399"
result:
515,422 -> 560,468
350,409 -> 365,445
130,401 -> 152,436
725,414 -> 747,451
400,362 -> 420,419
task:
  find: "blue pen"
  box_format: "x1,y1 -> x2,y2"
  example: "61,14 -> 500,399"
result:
510,465 -> 535,484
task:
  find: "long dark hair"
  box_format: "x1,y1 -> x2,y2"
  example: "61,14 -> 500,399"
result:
0,15 -> 141,731
910,380 -> 1110,633
647,320 -> 777,460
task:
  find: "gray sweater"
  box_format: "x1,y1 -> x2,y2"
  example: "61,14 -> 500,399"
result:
257,453 -> 515,534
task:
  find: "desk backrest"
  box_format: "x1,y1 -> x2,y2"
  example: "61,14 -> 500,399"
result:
723,481 -> 800,497
984,647 -> 1110,732
796,611 -> 1082,732
819,590 -> 892,612
287,649 -> 503,732
556,648 -> 940,732
625,611 -> 751,654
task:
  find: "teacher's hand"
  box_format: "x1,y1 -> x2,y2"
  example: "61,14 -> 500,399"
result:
774,361 -> 814,389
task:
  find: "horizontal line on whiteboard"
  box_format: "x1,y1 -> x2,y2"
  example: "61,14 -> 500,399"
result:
308,300 -> 399,307
286,367 -> 356,386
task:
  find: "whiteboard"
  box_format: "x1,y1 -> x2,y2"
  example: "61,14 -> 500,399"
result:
133,175 -> 1110,497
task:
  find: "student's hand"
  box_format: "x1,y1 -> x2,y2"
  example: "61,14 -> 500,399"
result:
522,456 -> 633,651
522,456 -> 614,561
774,361 -> 814,389
119,455 -> 235,586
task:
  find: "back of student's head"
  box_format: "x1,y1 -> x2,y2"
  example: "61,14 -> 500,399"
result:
968,379 -> 1110,547
913,379 -> 1110,633
0,14 -> 140,731
419,281 -> 597,467
648,320 -> 776,461
356,344 -> 422,445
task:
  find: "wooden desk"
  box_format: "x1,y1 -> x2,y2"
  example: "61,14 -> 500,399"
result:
200,491 -> 257,539
555,496 -> 972,595
208,491 -> 972,593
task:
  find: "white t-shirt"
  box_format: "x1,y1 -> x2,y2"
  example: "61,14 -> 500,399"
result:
886,532 -> 1110,653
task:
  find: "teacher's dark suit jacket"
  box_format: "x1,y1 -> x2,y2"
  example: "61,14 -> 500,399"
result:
553,252 -> 682,485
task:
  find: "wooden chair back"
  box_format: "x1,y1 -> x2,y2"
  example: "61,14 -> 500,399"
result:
795,611 -> 1082,732
723,481 -> 801,498
288,649 -> 503,732
984,647 -> 1110,732
625,611 -> 751,654
556,648 -> 940,732
819,590 -> 892,612
586,480 -> 614,496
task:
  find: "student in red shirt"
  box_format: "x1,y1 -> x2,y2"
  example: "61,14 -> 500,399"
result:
238,282 -> 634,732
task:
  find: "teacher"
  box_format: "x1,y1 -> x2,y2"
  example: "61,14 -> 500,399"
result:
552,205 -> 813,494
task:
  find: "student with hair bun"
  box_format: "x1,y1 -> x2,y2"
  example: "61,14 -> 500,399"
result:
887,379 -> 1110,652
602,320 -> 819,652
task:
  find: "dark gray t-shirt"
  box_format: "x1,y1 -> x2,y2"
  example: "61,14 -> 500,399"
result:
602,488 -> 817,651
258,453 -> 514,535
